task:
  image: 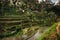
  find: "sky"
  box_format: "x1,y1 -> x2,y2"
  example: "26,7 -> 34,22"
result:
51,0 -> 56,3
38,0 -> 57,3
38,0 -> 59,5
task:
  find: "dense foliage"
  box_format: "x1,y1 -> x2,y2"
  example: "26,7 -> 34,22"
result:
0,0 -> 60,38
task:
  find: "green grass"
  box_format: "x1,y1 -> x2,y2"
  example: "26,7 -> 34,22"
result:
0,25 -> 22,38
39,22 -> 58,40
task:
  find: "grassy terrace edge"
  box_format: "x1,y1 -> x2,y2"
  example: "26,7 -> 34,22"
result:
38,22 -> 59,40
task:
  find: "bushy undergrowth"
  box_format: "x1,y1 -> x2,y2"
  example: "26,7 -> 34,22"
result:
39,22 -> 58,40
32,9 -> 57,26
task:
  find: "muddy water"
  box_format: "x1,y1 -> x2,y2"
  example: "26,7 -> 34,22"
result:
1,27 -> 48,40
27,27 -> 48,40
